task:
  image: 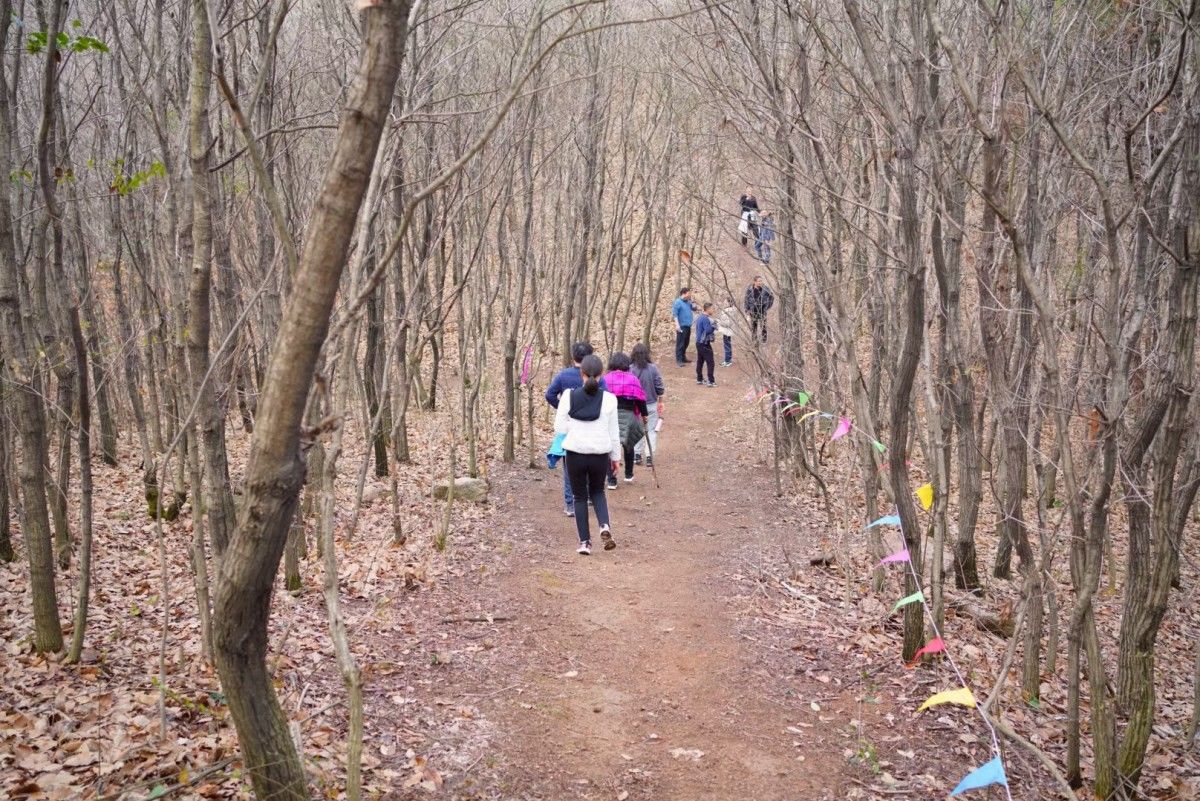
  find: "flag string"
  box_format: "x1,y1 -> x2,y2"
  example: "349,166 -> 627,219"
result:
749,384 -> 1011,797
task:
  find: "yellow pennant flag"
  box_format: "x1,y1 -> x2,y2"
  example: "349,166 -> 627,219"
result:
916,482 -> 934,510
918,687 -> 976,712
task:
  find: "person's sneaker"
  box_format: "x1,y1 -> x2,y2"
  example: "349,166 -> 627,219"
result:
706,381 -> 717,387
633,454 -> 643,465
577,540 -> 592,556
644,457 -> 654,467
600,527 -> 616,550
696,379 -> 704,385
564,505 -> 575,517
721,361 -> 732,367
624,475 -> 634,484
606,476 -> 619,490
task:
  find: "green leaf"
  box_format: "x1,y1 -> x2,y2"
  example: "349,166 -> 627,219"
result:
148,784 -> 168,799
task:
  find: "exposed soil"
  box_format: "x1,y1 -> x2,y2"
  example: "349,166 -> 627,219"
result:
370,340 -> 903,800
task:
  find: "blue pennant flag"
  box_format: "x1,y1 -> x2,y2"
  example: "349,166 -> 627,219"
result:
951,755 -> 1007,796
866,514 -> 901,529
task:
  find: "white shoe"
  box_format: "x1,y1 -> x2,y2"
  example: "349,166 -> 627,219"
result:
577,540 -> 592,556
623,476 -> 634,483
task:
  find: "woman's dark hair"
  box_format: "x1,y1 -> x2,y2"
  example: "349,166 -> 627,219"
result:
630,343 -> 651,369
607,352 -> 631,373
580,354 -> 604,395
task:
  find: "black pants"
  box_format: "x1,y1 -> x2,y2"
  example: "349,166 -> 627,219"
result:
751,316 -> 768,343
696,342 -> 715,383
565,451 -> 610,543
675,325 -> 691,364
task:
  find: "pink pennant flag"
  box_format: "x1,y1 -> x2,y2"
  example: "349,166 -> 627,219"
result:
519,346 -> 533,385
907,637 -> 946,666
831,417 -> 851,441
877,548 -> 910,566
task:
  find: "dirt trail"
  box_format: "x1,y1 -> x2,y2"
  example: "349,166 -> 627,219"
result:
468,362 -> 852,800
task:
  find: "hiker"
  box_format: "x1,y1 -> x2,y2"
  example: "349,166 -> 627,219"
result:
694,302 -> 717,387
738,208 -> 760,248
672,287 -> 696,366
716,298 -> 738,367
629,343 -> 665,467
554,354 -> 621,555
545,341 -> 607,517
755,212 -> 775,264
605,352 -> 649,484
744,275 -> 775,343
739,188 -> 759,215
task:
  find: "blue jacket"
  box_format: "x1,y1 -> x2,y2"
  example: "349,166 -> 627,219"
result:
545,367 -> 607,408
672,296 -> 694,327
695,314 -> 716,345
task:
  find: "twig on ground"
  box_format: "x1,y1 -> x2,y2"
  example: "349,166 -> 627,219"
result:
986,712 -> 1079,801
440,615 -> 516,624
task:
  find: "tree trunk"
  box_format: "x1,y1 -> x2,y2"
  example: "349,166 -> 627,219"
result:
0,0 -> 61,652
211,5 -> 411,798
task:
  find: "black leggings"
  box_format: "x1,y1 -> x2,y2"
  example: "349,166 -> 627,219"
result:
565,451 -> 610,543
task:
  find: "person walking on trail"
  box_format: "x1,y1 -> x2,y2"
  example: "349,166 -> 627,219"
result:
716,298 -> 738,367
604,352 -> 649,484
738,208 -> 760,248
629,343 -> 664,467
672,287 -> 696,366
739,187 -> 759,215
694,302 -> 717,387
546,341 -> 607,517
755,212 -> 775,264
744,275 -> 775,343
554,354 -> 621,555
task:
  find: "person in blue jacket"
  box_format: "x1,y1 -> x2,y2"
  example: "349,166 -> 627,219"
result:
693,303 -> 717,386
546,341 -> 607,516
672,287 -> 696,367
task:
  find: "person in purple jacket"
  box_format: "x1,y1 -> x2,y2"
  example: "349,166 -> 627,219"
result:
604,352 -> 649,484
546,342 -> 607,516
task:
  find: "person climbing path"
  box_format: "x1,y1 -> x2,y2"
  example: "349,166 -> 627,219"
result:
554,354 -> 621,555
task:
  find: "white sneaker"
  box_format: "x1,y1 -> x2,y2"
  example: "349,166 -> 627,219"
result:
577,540 -> 592,556
623,476 -> 634,483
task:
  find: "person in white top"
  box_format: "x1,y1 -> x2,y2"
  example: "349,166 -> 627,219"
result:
554,354 -> 621,555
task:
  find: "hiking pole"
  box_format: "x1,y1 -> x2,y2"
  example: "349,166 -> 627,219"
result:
644,417 -> 661,488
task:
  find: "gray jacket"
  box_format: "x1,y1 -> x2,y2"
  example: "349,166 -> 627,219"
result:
630,362 -> 665,404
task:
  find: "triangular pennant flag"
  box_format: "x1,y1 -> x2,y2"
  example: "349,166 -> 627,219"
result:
831,417 -> 852,441
877,549 -> 910,566
794,390 -> 810,408
866,514 -> 901,528
890,590 -> 924,614
916,483 -> 934,510
907,637 -> 947,666
951,756 -> 1007,796
918,687 -> 977,712
872,439 -> 887,454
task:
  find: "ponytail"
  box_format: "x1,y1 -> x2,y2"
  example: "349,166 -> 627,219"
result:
580,354 -> 604,396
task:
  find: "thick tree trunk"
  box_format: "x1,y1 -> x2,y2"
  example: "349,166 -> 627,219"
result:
211,5 -> 411,798
0,1 -> 61,652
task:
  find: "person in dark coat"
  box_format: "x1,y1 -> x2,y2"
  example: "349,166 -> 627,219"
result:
744,275 -> 775,343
